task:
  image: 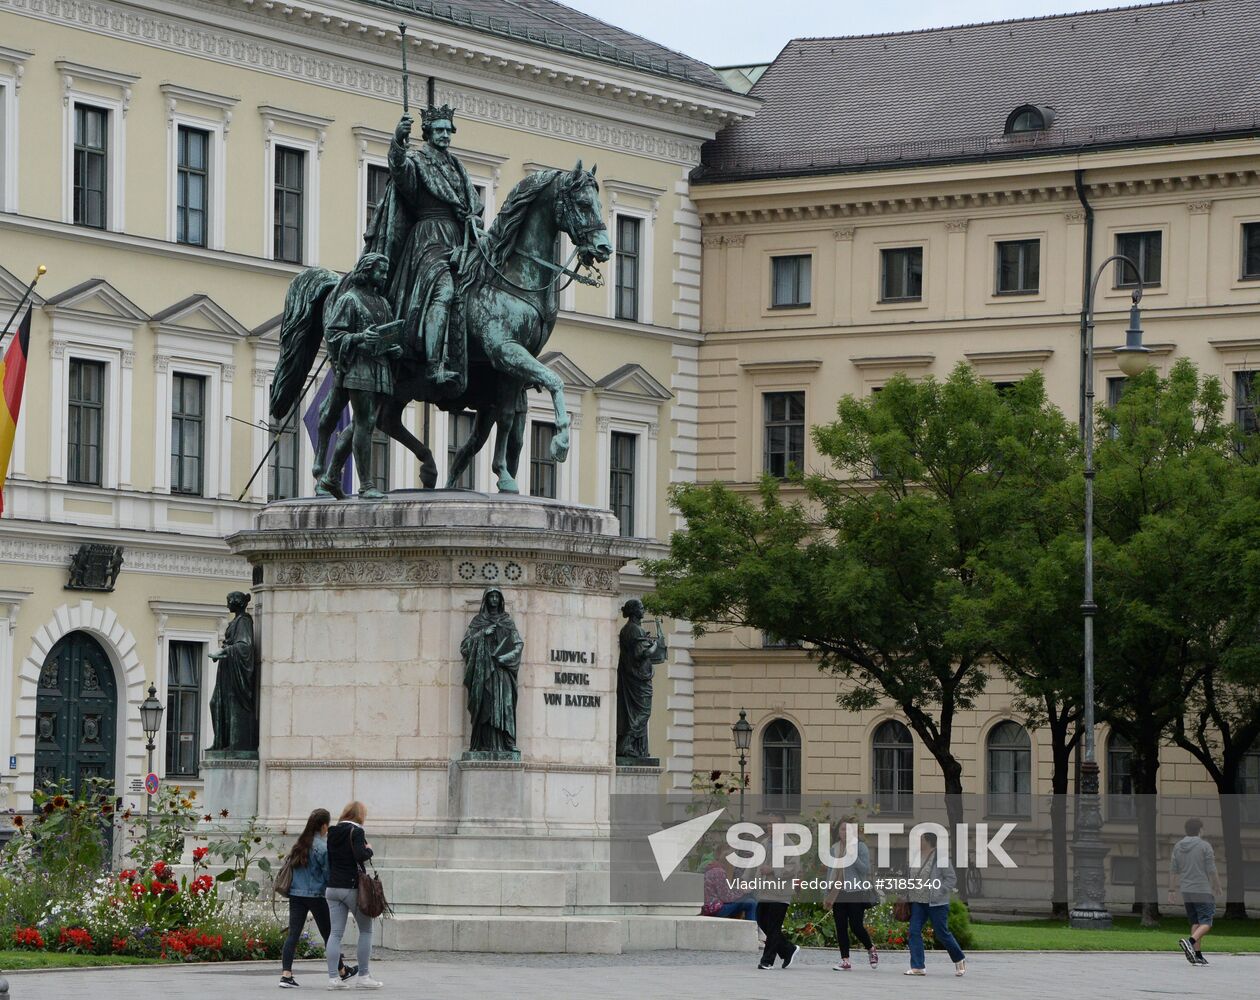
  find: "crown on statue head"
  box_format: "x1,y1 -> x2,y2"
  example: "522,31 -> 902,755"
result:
421,104 -> 458,130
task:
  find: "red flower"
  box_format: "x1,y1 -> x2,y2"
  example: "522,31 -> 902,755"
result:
11,814 -> 23,828
58,927 -> 94,952
118,868 -> 138,882
151,861 -> 172,879
202,813 -> 213,823
710,769 -> 722,782
219,809 -> 230,818
192,846 -> 209,862
14,926 -> 44,949
51,795 -> 68,809
111,936 -> 129,953
190,874 -> 215,897
130,882 -> 146,899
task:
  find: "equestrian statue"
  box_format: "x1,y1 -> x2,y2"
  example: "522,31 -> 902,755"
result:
269,104 -> 612,497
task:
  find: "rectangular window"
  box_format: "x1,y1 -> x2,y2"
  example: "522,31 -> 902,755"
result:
1243,223 -> 1260,280
615,215 -> 641,321
369,428 -> 390,493
365,163 -> 389,236
268,405 -> 299,501
1106,376 -> 1127,440
165,641 -> 202,778
176,125 -> 209,247
770,254 -> 811,308
448,411 -> 476,490
880,247 -> 923,302
273,147 -> 305,264
763,391 -> 805,478
73,104 -> 108,229
1115,231 -> 1162,287
529,421 -> 557,499
995,239 -> 1040,294
609,431 -> 636,537
67,359 -> 105,486
1235,371 -> 1260,435
170,373 -> 206,496
0,83 -> 8,209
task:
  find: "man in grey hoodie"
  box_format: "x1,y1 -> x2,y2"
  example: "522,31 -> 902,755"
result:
1169,817 -> 1222,966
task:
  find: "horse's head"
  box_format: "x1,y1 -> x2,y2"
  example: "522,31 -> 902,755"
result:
556,161 -> 612,266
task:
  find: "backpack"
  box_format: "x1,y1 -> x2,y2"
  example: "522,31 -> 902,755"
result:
273,853 -> 295,898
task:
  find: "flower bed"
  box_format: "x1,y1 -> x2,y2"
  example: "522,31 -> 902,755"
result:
785,898 -> 975,951
0,781 -> 314,962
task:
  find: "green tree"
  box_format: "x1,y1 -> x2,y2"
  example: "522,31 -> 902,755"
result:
646,365 -> 1074,840
1090,360 -> 1236,925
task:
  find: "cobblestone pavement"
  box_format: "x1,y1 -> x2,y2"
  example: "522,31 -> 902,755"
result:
9,948 -> 1254,999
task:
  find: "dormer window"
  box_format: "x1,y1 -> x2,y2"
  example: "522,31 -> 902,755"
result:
1004,104 -> 1055,134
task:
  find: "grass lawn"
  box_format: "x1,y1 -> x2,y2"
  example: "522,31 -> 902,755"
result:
971,916 -> 1260,952
0,950 -> 164,970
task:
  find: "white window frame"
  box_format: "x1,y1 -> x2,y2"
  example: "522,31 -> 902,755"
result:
166,113 -> 228,251
57,61 -> 137,232
153,354 -> 228,498
49,328 -> 133,491
0,48 -> 31,214
607,206 -> 654,322
260,106 -> 331,266
436,408 -> 490,492
521,399 -> 583,504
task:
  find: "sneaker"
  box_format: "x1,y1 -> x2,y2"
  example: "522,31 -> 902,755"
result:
1178,938 -> 1198,965
354,976 -> 384,990
782,943 -> 800,969
869,946 -> 879,968
903,968 -> 926,976
1195,952 -> 1209,966
757,962 -> 774,970
833,959 -> 852,971
339,966 -> 359,982
279,977 -> 299,989
326,979 -> 349,991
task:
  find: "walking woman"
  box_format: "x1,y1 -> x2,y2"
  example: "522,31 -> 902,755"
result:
904,831 -> 966,977
326,801 -> 383,990
754,815 -> 800,970
279,808 -> 355,988
823,817 -> 878,971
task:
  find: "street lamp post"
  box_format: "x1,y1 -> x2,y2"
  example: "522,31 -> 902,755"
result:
139,683 -> 164,818
1071,254 -> 1152,929
732,709 -> 753,823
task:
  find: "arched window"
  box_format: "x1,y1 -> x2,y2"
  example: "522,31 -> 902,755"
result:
986,720 -> 1031,817
872,719 -> 914,814
1004,104 -> 1055,134
762,718 -> 801,809
1106,732 -> 1136,821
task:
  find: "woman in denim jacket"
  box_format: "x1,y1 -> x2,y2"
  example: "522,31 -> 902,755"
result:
904,831 -> 966,977
279,808 -> 354,988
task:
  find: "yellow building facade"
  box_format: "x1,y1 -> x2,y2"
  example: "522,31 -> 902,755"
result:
0,0 -> 755,812
688,6 -> 1260,896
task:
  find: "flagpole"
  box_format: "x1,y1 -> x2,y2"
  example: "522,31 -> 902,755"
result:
0,265 -> 47,352
237,354 -> 331,502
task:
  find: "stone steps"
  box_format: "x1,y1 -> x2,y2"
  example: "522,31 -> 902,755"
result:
377,913 -> 758,954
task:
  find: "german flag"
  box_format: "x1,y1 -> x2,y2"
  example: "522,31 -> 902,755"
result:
0,306 -> 31,514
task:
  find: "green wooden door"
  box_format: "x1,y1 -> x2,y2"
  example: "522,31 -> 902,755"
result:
34,632 -> 117,796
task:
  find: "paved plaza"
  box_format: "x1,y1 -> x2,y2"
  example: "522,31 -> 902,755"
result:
9,949 -> 1256,1000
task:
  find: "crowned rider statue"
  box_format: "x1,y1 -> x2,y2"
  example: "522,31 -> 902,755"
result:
363,104 -> 484,399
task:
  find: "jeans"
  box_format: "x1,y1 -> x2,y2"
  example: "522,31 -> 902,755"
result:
716,898 -> 757,920
282,895 -> 335,972
756,901 -> 793,966
831,901 -> 873,959
326,886 -> 373,978
908,902 -> 965,970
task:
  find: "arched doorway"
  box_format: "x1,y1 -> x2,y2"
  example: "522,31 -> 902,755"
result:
34,631 -> 117,794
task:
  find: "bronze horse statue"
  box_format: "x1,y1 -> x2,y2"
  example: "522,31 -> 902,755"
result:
270,162 -> 612,494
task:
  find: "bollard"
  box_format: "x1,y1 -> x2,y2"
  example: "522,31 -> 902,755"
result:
0,971 -> 9,996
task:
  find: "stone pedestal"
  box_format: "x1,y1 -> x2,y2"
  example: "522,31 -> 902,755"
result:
223,494 -> 752,952
202,751 -> 259,828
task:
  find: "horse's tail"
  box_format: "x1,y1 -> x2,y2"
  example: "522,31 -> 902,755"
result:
270,267 -> 338,420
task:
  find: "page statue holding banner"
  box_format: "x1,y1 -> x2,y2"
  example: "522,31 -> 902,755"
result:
208,591 -> 258,753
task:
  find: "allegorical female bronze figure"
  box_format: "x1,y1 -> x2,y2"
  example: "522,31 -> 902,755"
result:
460,587 -> 524,754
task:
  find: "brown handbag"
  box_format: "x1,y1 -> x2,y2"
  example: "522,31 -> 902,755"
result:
356,861 -> 391,919
892,897 -> 912,922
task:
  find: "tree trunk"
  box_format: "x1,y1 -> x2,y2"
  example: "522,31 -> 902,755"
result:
1050,731 -> 1072,920
942,755 -> 968,903
1218,766 -> 1249,920
1133,746 -> 1162,927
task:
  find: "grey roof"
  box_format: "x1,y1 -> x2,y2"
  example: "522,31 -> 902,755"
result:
698,0 -> 1260,182
360,0 -> 729,90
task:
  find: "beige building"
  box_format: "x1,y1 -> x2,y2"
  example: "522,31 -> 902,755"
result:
0,0 -> 755,813
688,1 -> 1260,890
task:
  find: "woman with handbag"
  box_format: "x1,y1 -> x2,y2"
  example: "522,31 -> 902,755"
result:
325,801 -> 382,990
904,831 -> 966,977
279,808 -> 356,988
823,817 -> 878,971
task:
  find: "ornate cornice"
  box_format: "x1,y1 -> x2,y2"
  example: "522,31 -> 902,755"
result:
0,535 -> 249,580
698,170 -> 1260,228
3,0 -> 729,166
